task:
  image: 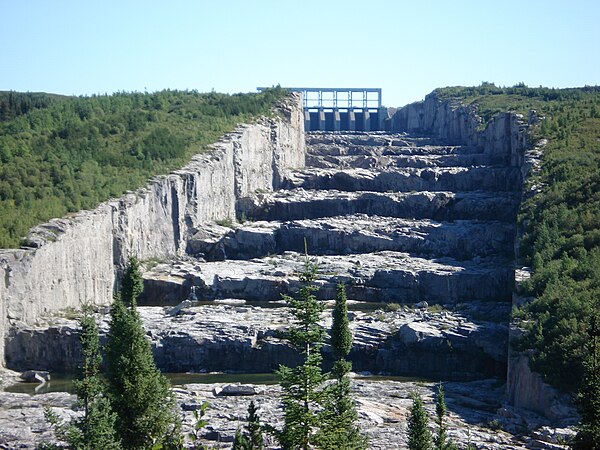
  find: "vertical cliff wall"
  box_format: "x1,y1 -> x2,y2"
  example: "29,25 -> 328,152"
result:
0,94 -> 305,367
392,94 -> 568,416
391,91 -> 528,168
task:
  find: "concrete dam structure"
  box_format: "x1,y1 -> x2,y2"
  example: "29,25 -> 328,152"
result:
258,87 -> 388,132
0,91 -> 571,449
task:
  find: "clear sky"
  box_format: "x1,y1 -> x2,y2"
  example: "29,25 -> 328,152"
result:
1,0 -> 599,107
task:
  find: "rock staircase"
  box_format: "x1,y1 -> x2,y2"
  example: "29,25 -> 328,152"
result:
131,131 -> 519,380
5,130 -> 519,382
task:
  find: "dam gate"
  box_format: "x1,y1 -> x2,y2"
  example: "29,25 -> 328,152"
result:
258,87 -> 388,132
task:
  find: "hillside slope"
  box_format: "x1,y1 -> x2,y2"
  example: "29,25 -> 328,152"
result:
436,83 -> 600,392
0,88 -> 286,247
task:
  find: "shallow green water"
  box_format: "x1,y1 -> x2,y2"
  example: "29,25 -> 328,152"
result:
5,372 -> 424,396
5,372 -> 280,396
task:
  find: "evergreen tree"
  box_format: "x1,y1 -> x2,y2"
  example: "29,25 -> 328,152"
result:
407,393 -> 433,450
105,257 -> 181,450
119,256 -> 143,307
233,401 -> 264,450
45,307 -> 121,449
572,315 -> 600,450
72,307 -> 121,450
433,384 -> 455,450
315,283 -> 366,450
330,283 -> 352,360
276,257 -> 329,450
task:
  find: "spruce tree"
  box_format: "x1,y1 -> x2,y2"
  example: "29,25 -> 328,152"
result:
407,393 -> 433,450
105,257 -> 181,450
233,401 -> 264,450
72,307 -> 121,450
45,307 -> 121,449
433,384 -> 455,450
572,315 -> 600,450
276,257 -> 328,450
315,283 -> 366,450
330,283 -> 352,360
119,256 -> 143,307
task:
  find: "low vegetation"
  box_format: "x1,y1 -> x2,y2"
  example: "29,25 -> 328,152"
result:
0,87 -> 286,247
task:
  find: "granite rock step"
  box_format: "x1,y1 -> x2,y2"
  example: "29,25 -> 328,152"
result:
306,153 -> 496,170
283,166 -> 523,193
305,132 -> 480,152
140,251 -> 513,306
238,189 -> 521,223
187,215 -> 515,261
5,304 -> 508,379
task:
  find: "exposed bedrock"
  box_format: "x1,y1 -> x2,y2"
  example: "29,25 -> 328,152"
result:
283,166 -> 523,193
4,377 -> 567,450
3,89 -> 534,408
5,305 -> 508,381
0,94 -> 305,367
187,215 -> 515,261
140,252 -> 513,306
390,92 -> 528,168
238,189 -> 520,223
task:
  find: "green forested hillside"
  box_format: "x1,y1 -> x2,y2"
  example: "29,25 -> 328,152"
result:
0,87 -> 286,248
437,83 -> 600,392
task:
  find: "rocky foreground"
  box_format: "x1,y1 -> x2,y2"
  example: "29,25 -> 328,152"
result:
0,374 -> 575,450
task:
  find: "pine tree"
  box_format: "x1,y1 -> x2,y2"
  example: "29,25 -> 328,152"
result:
315,283 -> 366,450
407,393 -> 433,450
331,283 -> 352,360
433,384 -> 455,450
246,401 -> 264,449
45,307 -> 121,449
233,401 -> 264,450
105,257 -> 181,450
119,256 -> 143,307
572,315 -> 600,450
276,257 -> 329,450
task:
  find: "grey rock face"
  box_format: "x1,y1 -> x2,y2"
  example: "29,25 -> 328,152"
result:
283,166 -> 523,193
0,378 -> 570,450
390,93 -> 528,168
129,126 -> 521,383
196,215 -> 515,261
141,251 -> 513,305
0,94 -> 305,367
239,189 -> 520,223
5,304 -> 508,380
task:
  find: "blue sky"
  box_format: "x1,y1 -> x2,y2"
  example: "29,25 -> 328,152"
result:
1,0 -> 599,106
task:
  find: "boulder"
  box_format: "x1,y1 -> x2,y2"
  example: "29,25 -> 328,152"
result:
398,322 -> 442,344
20,370 -> 50,383
215,384 -> 260,396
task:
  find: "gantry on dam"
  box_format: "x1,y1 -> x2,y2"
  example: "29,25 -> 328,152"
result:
258,87 -> 388,131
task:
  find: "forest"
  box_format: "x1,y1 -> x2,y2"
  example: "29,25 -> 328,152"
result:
0,87 -> 286,248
